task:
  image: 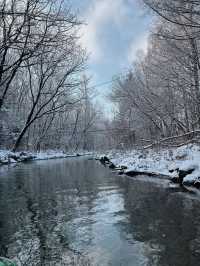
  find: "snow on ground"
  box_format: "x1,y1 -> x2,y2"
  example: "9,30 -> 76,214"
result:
0,149 -> 92,165
36,150 -> 78,160
100,144 -> 200,184
2,144 -> 200,185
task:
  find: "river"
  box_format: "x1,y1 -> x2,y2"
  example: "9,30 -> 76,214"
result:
0,158 -> 200,266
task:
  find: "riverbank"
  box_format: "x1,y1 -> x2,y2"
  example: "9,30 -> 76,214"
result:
0,149 -> 92,166
98,144 -> 200,188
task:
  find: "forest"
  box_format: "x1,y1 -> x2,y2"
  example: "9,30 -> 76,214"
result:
1,0 -> 200,152
110,0 -> 200,149
0,0 -> 105,153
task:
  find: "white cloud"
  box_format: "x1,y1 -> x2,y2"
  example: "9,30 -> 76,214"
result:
79,0 -> 129,63
128,34 -> 149,63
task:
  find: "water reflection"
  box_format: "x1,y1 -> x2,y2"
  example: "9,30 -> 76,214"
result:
0,159 -> 200,265
117,177 -> 200,266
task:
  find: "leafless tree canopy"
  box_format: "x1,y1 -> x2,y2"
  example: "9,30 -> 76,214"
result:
0,0 -> 103,152
109,0 -> 200,149
2,0 -> 200,151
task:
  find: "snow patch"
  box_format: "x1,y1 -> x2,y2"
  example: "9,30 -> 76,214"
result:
0,149 -> 93,166
97,144 -> 200,185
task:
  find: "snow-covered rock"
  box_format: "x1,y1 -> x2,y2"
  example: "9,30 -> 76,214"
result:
98,144 -> 200,186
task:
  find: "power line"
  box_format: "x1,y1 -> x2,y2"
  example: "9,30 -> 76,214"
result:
87,71 -> 131,90
89,78 -> 118,89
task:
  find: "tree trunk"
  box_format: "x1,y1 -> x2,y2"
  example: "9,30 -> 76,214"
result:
190,38 -> 200,127
12,125 -> 29,152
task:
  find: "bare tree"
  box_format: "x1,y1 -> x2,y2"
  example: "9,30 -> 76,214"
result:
12,34 -> 85,151
0,0 -> 83,110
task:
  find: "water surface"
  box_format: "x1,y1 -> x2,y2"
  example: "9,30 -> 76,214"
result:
0,158 -> 200,265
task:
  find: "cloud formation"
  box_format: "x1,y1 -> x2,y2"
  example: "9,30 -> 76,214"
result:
72,0 -> 151,114
80,0 -> 142,63
128,33 -> 149,63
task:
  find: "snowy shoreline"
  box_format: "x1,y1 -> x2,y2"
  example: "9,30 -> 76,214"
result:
98,144 -> 200,188
2,145 -> 200,188
0,150 -> 92,166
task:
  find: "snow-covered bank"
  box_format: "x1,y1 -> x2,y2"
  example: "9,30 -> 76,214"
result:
98,144 -> 200,187
0,150 -> 92,166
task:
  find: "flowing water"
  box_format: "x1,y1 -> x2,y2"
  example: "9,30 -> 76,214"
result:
0,158 -> 200,266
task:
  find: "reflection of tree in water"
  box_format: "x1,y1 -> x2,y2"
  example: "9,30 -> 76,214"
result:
4,159 -> 200,266
116,177 -> 200,266
0,159 -> 104,265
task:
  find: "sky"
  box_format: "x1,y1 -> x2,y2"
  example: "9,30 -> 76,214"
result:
70,0 -> 152,116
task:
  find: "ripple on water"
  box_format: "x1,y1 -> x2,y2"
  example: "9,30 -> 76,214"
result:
0,159 -> 200,265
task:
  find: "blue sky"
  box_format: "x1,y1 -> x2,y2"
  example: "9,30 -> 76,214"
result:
70,0 -> 152,114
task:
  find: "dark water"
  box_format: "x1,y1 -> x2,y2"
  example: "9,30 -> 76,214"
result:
0,158 -> 200,266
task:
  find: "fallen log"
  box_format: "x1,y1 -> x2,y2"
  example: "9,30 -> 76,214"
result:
125,170 -> 162,178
